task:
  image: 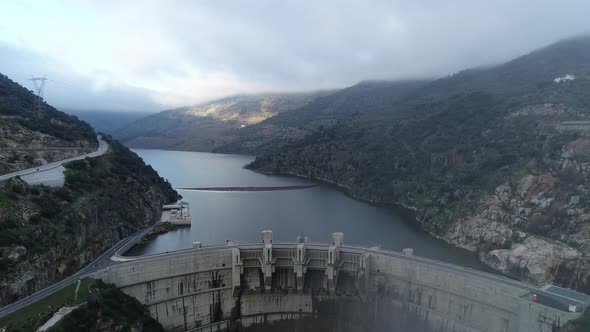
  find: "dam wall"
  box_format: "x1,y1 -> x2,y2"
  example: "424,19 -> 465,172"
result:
95,248 -> 235,331
368,253 -> 576,332
92,231 -> 586,332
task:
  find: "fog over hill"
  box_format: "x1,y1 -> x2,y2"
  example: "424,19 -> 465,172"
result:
64,109 -> 152,135
2,1 -> 589,111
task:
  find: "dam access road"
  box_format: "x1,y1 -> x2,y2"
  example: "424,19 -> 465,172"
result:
0,223 -> 153,319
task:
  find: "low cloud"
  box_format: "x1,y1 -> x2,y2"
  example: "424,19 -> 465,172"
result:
0,0 -> 589,111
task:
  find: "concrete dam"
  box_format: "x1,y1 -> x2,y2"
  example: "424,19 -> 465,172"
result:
92,231 -> 588,332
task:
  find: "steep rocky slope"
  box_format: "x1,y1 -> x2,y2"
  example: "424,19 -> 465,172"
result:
115,92 -> 330,151
0,74 -> 179,306
0,74 -> 96,174
248,36 -> 590,291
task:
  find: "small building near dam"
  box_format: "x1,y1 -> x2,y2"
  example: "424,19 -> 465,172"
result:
161,202 -> 191,226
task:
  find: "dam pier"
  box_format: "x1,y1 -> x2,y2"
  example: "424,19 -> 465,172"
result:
93,230 -> 588,332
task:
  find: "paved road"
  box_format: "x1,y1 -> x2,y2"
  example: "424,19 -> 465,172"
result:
20,166 -> 68,187
0,136 -> 108,183
0,224 -> 154,319
0,136 -> 112,318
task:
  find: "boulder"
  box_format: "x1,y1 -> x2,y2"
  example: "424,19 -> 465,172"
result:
5,177 -> 29,195
7,246 -> 27,263
517,173 -> 556,200
484,236 -> 580,285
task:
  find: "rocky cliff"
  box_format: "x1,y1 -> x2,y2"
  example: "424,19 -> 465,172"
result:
0,74 -> 180,307
247,36 -> 590,292
0,137 -> 179,306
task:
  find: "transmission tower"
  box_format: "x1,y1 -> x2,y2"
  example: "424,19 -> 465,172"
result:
29,76 -> 48,112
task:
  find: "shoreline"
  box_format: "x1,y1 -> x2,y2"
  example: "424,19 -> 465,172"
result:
248,168 -> 500,269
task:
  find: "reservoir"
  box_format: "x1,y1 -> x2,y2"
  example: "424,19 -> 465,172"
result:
129,149 -> 494,272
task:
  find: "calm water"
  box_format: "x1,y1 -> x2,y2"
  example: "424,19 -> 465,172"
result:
129,149 -> 494,272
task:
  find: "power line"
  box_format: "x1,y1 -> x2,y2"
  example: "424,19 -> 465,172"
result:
29,76 -> 48,112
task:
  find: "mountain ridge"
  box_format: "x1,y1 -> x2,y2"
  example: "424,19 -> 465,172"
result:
246,35 -> 590,292
114,91 -> 332,151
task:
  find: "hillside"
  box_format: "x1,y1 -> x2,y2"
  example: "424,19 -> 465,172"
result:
0,74 -> 97,174
216,80 -> 428,154
248,35 -> 590,291
0,74 -> 180,307
46,281 -> 164,332
63,109 -> 152,135
115,91 -> 330,151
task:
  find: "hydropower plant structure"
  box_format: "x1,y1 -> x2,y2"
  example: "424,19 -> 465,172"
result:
90,230 -> 588,332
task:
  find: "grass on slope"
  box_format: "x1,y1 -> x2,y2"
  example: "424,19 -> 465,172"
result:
0,278 -> 94,332
47,280 -> 164,332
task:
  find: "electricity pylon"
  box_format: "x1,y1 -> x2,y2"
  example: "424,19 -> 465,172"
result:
29,76 -> 48,112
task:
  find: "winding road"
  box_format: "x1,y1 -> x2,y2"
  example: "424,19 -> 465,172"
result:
0,224 -> 154,319
0,136 -> 108,184
0,136 -> 111,318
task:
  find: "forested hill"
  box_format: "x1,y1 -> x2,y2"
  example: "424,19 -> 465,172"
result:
0,74 -> 95,144
248,35 -> 590,292
420,35 -> 590,99
0,74 -> 98,173
0,74 -> 180,309
215,80 -> 429,154
114,91 -> 331,152
64,109 -> 152,135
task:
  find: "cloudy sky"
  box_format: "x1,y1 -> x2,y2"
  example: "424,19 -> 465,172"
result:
0,1 -> 589,112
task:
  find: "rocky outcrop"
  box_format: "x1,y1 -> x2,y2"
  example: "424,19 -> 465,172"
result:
250,134 -> 590,292
0,138 -> 179,307
243,37 -> 590,293
5,177 -> 29,195
444,141 -> 590,290
484,237 -> 580,285
0,72 -> 177,308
